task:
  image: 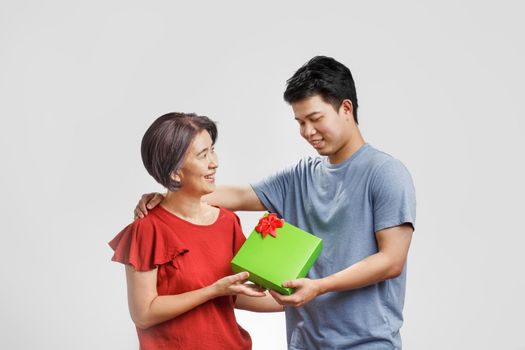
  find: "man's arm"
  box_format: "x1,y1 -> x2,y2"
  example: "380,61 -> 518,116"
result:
269,224 -> 413,307
134,186 -> 266,218
205,185 -> 265,211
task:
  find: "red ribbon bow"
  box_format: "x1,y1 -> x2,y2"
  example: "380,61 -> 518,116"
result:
255,213 -> 284,238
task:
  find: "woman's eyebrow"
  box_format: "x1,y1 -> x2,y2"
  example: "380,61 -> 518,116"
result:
196,147 -> 208,156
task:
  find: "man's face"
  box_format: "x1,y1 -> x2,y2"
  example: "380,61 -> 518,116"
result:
292,94 -> 354,163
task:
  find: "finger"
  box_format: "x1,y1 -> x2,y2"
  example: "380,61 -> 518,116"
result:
231,271 -> 250,283
134,206 -> 144,219
282,279 -> 301,288
147,193 -> 163,209
269,290 -> 299,305
269,291 -> 298,306
237,285 -> 266,297
240,283 -> 265,293
268,290 -> 286,304
244,284 -> 266,294
138,195 -> 149,215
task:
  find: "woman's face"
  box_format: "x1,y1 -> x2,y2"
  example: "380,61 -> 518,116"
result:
175,130 -> 218,196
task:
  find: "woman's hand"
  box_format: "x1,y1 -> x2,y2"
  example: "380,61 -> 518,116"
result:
134,192 -> 164,219
126,268 -> 264,329
211,272 -> 266,298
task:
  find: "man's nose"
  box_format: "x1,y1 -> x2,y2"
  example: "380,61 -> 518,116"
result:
303,123 -> 317,137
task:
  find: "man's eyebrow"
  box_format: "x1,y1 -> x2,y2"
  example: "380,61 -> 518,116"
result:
294,111 -> 322,121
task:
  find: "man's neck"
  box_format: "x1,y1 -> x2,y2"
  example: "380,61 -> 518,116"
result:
328,128 -> 366,164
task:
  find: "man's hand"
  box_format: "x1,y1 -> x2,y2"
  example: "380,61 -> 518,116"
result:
134,192 -> 164,219
268,278 -> 323,308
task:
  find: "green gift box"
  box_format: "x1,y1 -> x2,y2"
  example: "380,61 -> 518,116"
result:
231,213 -> 323,295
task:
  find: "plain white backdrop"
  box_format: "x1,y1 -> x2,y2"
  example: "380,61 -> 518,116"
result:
1,1 -> 524,349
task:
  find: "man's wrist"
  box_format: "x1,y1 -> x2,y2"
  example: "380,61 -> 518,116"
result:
315,278 -> 330,295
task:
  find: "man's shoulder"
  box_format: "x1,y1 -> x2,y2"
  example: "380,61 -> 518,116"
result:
360,145 -> 408,171
362,144 -> 391,162
296,155 -> 323,168
277,156 -> 323,176
361,147 -> 414,195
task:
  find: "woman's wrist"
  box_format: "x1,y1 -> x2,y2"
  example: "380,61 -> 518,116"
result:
206,283 -> 221,300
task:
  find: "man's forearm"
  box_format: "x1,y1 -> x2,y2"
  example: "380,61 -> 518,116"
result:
204,185 -> 265,211
317,225 -> 412,294
317,252 -> 404,294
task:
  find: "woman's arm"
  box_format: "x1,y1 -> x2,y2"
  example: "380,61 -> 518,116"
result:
235,292 -> 284,312
125,267 -> 265,329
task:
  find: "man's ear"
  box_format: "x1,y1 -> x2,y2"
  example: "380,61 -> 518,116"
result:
340,99 -> 354,119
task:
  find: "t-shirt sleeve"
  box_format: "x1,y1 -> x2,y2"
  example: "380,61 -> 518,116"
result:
250,163 -> 296,217
108,219 -> 187,271
232,213 -> 247,255
371,159 -> 416,233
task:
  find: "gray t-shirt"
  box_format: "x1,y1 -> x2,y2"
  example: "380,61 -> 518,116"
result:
251,144 -> 416,350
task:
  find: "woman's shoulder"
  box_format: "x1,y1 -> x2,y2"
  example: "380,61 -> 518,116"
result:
214,206 -> 240,224
123,207 -> 164,233
108,207 -> 188,271
110,207 -> 177,247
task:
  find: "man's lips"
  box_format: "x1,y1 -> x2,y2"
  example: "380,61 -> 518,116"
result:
310,139 -> 324,149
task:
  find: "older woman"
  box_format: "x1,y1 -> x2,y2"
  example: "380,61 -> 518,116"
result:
109,112 -> 282,350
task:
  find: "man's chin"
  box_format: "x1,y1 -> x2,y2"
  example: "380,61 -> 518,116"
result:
313,147 -> 330,156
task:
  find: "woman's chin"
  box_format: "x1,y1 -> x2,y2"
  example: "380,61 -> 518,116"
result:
202,184 -> 216,195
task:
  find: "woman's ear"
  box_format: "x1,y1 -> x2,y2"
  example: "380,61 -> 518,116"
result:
170,171 -> 181,183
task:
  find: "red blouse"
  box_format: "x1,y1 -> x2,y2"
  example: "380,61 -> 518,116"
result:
109,206 -> 251,350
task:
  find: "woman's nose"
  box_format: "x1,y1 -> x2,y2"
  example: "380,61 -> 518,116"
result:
208,153 -> 218,169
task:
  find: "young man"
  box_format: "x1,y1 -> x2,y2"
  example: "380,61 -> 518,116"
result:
135,56 -> 416,349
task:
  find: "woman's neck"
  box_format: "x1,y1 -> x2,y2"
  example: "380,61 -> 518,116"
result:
163,189 -> 203,215
162,190 -> 216,224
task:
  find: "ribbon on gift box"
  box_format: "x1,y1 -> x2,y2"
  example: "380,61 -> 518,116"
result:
255,213 -> 284,238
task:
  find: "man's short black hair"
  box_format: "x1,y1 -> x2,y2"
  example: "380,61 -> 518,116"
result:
284,56 -> 359,123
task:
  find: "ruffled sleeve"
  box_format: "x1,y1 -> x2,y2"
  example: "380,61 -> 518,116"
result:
231,213 -> 247,255
108,218 -> 188,271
